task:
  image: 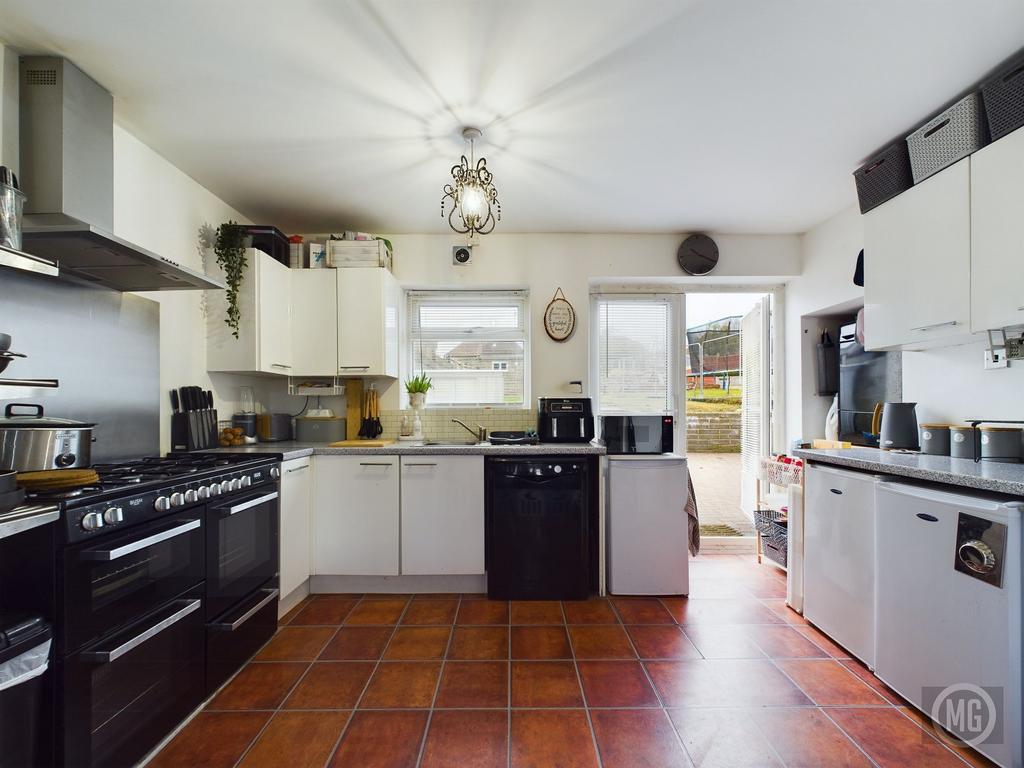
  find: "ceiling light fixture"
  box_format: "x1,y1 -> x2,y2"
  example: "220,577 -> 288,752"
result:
441,127 -> 501,241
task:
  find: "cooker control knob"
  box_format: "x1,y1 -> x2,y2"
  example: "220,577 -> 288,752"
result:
270,466 -> 281,480
81,512 -> 105,531
553,465 -> 562,474
169,492 -> 185,508
228,478 -> 241,492
55,452 -> 77,468
154,495 -> 171,512
240,475 -> 252,488
184,488 -> 199,504
219,480 -> 231,494
196,485 -> 210,500
208,483 -> 223,497
103,507 -> 124,525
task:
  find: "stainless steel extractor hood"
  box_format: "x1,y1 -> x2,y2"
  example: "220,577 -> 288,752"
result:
17,57 -> 224,292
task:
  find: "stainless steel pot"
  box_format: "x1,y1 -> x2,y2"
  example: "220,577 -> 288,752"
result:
0,403 -> 95,471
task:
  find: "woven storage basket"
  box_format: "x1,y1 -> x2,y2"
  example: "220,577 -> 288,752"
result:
762,538 -> 788,568
853,141 -> 914,213
982,53 -> 1024,141
907,92 -> 989,183
761,456 -> 803,488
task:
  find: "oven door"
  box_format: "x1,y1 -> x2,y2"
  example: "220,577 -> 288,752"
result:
62,586 -> 205,768
63,515 -> 205,652
206,487 -> 279,619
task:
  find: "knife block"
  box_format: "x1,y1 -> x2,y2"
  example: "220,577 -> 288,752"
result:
171,410 -> 219,452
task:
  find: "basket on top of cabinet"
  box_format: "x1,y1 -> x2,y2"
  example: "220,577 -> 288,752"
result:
906,92 -> 989,183
981,52 -> 1024,141
853,141 -> 914,213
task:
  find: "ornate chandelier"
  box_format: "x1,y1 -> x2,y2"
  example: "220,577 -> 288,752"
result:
441,127 -> 501,239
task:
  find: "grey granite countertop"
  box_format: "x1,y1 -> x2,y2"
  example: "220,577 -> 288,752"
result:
208,441 -> 606,461
794,447 -> 1024,497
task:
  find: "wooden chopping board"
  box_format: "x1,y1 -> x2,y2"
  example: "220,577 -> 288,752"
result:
328,439 -> 396,448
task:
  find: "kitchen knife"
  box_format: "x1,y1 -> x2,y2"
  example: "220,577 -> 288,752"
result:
170,389 -> 180,414
197,387 -> 209,449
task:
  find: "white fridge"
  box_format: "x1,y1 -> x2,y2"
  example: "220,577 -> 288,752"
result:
606,455 -> 689,596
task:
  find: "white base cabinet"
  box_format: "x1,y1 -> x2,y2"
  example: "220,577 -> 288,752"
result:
313,455 -> 400,575
400,456 -> 485,575
279,457 -> 312,599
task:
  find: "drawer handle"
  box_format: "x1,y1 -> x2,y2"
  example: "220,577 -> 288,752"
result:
82,599 -> 201,663
211,589 -> 279,631
829,488 -> 843,495
1017,306 -> 1024,312
286,464 -> 310,473
81,519 -> 201,561
916,513 -> 939,522
910,320 -> 958,332
271,363 -> 292,369
359,462 -> 393,467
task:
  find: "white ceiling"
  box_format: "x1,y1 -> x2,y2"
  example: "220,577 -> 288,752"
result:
1,0 -> 1023,234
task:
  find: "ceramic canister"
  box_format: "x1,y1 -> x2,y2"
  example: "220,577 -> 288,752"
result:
950,426 -> 981,459
980,426 -> 1023,463
919,424 -> 951,456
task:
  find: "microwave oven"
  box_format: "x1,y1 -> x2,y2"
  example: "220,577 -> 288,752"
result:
601,415 -> 674,454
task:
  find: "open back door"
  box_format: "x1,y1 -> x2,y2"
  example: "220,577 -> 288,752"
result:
740,298 -> 771,517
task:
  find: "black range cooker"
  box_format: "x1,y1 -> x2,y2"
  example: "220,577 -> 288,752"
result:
40,453 -> 281,768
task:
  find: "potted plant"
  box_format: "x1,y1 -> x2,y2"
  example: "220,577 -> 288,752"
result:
405,374 -> 432,409
214,221 -> 247,338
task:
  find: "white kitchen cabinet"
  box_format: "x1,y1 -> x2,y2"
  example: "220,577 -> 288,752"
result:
291,270 -> 338,375
803,463 -> 877,667
313,455 -> 400,575
336,268 -> 399,377
207,249 -> 293,374
400,456 -> 485,575
971,126 -> 1024,332
862,157 -> 973,350
279,457 -> 312,599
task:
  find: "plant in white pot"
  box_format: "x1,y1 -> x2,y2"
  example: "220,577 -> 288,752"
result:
405,374 -> 432,439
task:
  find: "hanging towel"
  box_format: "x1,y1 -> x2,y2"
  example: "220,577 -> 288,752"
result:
686,468 -> 700,556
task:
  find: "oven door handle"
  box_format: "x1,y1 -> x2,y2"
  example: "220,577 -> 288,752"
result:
211,588 -> 279,632
221,491 -> 279,516
79,519 -> 201,561
81,599 -> 202,664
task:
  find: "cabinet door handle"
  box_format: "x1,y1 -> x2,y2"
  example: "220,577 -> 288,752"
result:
339,366 -> 370,371
1017,306 -> 1024,312
910,320 -> 958,332
359,462 -> 393,467
829,488 -> 843,495
271,363 -> 292,369
286,464 -> 310,473
404,462 -> 437,467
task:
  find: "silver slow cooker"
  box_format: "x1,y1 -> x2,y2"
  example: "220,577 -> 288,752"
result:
0,403 -> 95,472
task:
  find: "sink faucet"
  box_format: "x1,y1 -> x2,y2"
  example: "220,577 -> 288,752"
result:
452,418 -> 487,443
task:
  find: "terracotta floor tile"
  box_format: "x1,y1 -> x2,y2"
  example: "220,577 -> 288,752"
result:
511,661 -> 584,707
839,659 -> 906,705
511,710 -> 599,768
461,592 -> 488,600
662,597 -> 784,625
761,597 -> 810,625
511,626 -> 572,659
239,710 -> 350,768
401,600 -> 458,625
207,662 -> 308,710
448,626 -> 509,660
577,661 -> 660,707
289,597 -> 359,625
612,598 -> 675,624
776,659 -> 888,706
421,710 -> 508,768
510,600 -> 564,624
686,578 -> 755,599
668,708 -> 782,768
411,592 -> 459,600
645,659 -> 811,707
827,707 -> 969,768
330,710 -> 428,768
457,600 -> 510,625
591,709 -> 689,768
567,625 -> 637,659
279,597 -> 314,626
435,661 -> 509,708
894,707 -> 999,768
383,626 -> 452,660
797,625 -> 854,659
745,579 -> 789,599
283,662 -> 374,709
360,661 -> 442,708
750,708 -> 872,767
255,626 -> 336,661
361,593 -> 413,601
319,626 -> 393,660
563,599 -> 618,624
344,599 -> 408,625
682,625 -> 766,659
745,624 -> 830,658
626,625 -> 702,659
148,712 -> 271,768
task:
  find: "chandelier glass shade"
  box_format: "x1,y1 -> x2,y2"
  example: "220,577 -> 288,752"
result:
441,128 -> 501,237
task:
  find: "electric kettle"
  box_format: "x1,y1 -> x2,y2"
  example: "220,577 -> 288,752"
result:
873,402 -> 919,450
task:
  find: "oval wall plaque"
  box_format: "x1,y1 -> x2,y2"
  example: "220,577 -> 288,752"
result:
544,287 -> 576,342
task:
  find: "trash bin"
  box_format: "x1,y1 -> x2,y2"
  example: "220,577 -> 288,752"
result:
0,614 -> 52,768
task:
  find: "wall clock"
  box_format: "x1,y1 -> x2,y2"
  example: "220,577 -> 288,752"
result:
544,287 -> 576,342
678,234 -> 719,275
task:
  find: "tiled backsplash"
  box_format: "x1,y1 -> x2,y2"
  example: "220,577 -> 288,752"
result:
379,408 -> 536,440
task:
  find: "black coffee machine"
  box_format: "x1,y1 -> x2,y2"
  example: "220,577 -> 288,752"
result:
537,397 -> 595,443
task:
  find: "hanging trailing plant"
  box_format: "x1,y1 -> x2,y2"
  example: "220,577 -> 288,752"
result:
214,221 -> 247,338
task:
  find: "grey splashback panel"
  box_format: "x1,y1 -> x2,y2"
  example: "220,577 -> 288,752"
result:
0,270 -> 159,460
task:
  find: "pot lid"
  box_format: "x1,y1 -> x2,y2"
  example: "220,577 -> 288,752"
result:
0,403 -> 94,429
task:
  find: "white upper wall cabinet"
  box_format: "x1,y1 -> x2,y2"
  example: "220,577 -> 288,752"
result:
337,268 -> 400,377
291,269 -> 338,375
207,249 -> 293,374
971,127 -> 1024,332
863,158 -> 973,351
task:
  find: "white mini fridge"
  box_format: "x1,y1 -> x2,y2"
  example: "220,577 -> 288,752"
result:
606,455 -> 689,595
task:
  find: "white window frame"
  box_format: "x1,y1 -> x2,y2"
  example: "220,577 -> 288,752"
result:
405,289 -> 531,409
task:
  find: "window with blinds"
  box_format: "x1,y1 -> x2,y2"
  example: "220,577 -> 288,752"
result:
407,290 -> 529,407
595,296 -> 674,414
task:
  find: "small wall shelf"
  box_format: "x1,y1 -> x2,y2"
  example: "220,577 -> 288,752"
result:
0,377 -> 60,400
288,377 -> 346,397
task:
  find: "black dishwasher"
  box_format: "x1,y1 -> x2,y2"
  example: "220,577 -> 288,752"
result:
485,458 -> 590,600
